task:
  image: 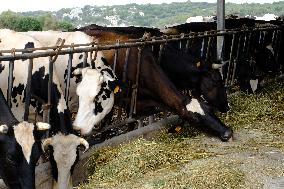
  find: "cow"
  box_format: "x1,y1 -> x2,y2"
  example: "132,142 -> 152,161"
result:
159,45 -> 229,113
76,25 -> 230,113
0,29 -> 89,189
0,88 -> 50,189
23,31 -> 117,136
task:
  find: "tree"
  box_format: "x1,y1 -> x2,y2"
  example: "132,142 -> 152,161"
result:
38,13 -> 58,30
15,17 -> 42,31
58,21 -> 74,31
0,10 -> 20,30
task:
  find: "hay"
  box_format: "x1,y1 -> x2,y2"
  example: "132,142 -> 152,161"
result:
77,79 -> 284,189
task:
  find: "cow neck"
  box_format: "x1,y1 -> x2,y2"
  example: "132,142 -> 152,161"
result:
49,83 -> 73,135
0,89 -> 19,127
31,68 -> 72,135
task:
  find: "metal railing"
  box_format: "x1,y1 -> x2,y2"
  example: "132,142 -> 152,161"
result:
0,26 -> 282,126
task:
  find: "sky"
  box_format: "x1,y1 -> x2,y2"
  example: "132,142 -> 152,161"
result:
0,0 -> 282,13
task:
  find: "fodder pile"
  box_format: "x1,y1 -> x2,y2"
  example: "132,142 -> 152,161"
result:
77,79 -> 284,189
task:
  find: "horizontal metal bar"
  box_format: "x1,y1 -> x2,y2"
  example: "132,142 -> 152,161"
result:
0,26 -> 280,55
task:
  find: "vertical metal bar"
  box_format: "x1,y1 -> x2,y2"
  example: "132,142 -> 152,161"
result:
46,56 -> 54,123
64,53 -> 73,105
91,50 -> 98,69
157,43 -> 164,65
113,49 -> 118,72
275,30 -> 281,67
200,33 -> 206,58
217,0 -> 225,60
225,33 -> 236,86
24,59 -> 33,121
83,52 -> 88,68
242,33 -> 247,54
7,60 -> 14,108
231,33 -> 242,85
129,48 -> 142,118
113,40 -> 120,72
205,36 -> 212,62
185,39 -> 190,53
179,40 -> 182,50
123,48 -> 130,83
258,31 -> 263,46
246,32 -> 252,58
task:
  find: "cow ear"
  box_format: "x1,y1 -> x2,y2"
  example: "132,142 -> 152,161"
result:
0,125 -> 8,134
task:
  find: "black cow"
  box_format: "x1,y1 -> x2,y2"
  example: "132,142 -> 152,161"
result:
159,45 -> 229,113
0,88 -> 50,189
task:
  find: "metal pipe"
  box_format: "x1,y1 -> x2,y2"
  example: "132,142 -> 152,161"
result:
217,0 -> 225,60
83,52 -> 88,68
157,43 -> 165,65
0,28 -> 280,61
129,48 -> 142,118
24,59 -> 33,121
65,53 -> 73,105
225,34 -> 236,86
7,60 -> 14,108
46,56 -> 54,123
113,49 -> 118,72
205,36 -> 212,62
185,39 -> 191,53
231,34 -> 242,86
123,48 -> 130,83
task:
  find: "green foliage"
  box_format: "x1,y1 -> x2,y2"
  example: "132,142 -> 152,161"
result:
15,17 -> 42,31
0,11 -> 74,31
58,21 -> 74,31
0,1 -> 283,30
0,10 -> 20,30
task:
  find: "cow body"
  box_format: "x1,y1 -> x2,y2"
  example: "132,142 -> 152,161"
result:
0,29 -> 89,189
24,31 -> 117,135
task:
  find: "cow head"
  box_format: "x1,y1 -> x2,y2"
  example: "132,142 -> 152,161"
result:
42,133 -> 89,189
73,57 -> 117,135
0,87 -> 50,189
197,62 -> 230,113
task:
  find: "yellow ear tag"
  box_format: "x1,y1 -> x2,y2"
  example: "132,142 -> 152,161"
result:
196,61 -> 201,68
114,86 -> 120,94
175,126 -> 182,132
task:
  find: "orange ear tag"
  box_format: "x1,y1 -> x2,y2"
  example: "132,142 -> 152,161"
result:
114,86 -> 120,94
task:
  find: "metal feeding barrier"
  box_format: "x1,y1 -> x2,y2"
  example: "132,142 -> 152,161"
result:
0,26 -> 281,133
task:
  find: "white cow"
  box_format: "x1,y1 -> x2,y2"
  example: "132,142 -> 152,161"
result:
0,29 -> 90,189
24,31 -> 116,135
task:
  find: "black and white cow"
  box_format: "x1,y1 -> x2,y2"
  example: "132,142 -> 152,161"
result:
0,29 -> 90,189
23,31 -> 117,136
0,88 -> 50,189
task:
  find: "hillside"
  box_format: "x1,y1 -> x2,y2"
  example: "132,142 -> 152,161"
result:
21,1 -> 284,28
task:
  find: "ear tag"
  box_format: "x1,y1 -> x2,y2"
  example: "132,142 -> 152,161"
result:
114,86 -> 120,94
196,62 -> 201,68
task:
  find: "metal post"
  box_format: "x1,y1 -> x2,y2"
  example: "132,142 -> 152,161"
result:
129,48 -> 142,118
185,39 -> 191,53
123,48 -> 130,83
46,56 -> 54,123
24,59 -> 33,121
65,53 -> 73,105
157,43 -> 165,65
83,52 -> 88,68
217,0 -> 225,60
7,60 -> 14,108
225,33 -> 236,86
